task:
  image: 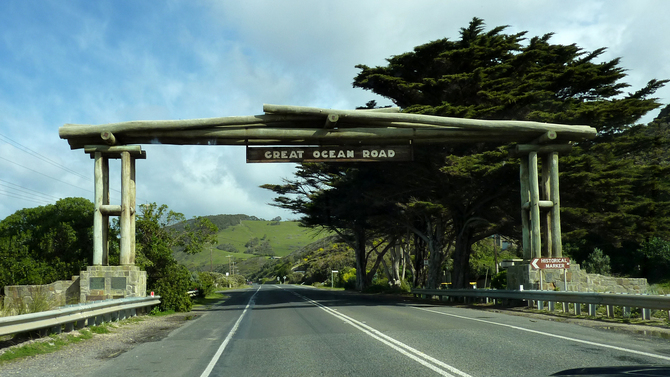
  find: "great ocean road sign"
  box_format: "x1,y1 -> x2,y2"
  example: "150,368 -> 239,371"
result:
246,145 -> 413,163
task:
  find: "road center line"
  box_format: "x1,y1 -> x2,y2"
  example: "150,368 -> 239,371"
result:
413,306 -> 670,362
287,289 -> 472,377
199,286 -> 261,377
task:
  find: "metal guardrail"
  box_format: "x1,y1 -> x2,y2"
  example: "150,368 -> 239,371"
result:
0,296 -> 160,337
412,289 -> 670,319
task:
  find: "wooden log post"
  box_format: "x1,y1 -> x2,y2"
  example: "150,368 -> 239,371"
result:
528,152 -> 541,258
102,157 -> 110,265
130,156 -> 137,265
549,152 -> 562,257
542,155 -> 553,257
93,153 -> 105,266
120,151 -> 132,265
519,157 -> 531,260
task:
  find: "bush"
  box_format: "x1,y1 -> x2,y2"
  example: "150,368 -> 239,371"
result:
490,270 -> 507,290
338,267 -> 357,290
153,263 -> 193,312
583,248 -> 611,275
193,271 -> 216,298
639,238 -> 670,283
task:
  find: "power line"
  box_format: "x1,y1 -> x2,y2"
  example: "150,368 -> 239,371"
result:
0,179 -> 62,202
0,133 -> 89,180
0,155 -> 93,194
0,189 -> 51,206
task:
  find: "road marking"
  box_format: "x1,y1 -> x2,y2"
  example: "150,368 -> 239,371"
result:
287,289 -> 472,377
199,285 -> 261,377
413,306 -> 670,362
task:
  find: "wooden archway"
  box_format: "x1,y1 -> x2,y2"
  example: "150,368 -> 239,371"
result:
59,104 -> 597,267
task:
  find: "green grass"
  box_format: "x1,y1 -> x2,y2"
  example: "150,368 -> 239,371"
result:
0,330 -> 94,364
89,324 -> 111,334
174,220 -> 327,270
0,315 -> 155,365
193,292 -> 229,308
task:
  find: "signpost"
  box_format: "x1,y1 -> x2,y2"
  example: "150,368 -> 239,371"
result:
331,270 -> 339,289
530,257 -> 570,270
531,258 -> 571,291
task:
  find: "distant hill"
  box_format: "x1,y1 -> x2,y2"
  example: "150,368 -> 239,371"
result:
173,215 -> 330,274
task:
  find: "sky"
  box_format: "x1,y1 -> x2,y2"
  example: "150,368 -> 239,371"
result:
1,0 -> 669,222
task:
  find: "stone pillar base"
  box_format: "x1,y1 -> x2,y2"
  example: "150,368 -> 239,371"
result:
79,266 -> 147,303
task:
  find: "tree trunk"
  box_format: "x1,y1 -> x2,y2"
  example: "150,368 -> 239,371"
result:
451,229 -> 473,289
425,237 -> 447,289
412,233 -> 427,287
353,225 -> 367,291
390,243 -> 401,287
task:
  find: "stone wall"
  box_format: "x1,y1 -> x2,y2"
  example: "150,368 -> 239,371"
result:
507,263 -> 647,294
3,276 -> 80,312
79,265 -> 147,303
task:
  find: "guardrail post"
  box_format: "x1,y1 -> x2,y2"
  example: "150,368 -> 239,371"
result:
548,301 -> 555,311
622,306 -> 631,318
588,304 -> 597,316
606,305 -> 614,318
574,303 -> 581,316
75,319 -> 86,330
642,308 -> 651,320
538,301 -> 544,310
562,302 -> 568,313
64,322 -> 74,332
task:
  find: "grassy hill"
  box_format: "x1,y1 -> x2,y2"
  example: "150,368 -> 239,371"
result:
173,215 -> 329,273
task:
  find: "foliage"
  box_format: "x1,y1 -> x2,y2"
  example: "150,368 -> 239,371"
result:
216,242 -> 239,253
490,270 -> 507,290
349,17 -> 668,286
638,238 -> 670,283
582,248 -> 612,275
560,110 -> 670,273
244,237 -> 274,256
192,271 -> 216,298
0,197 -> 94,292
338,267 -> 357,290
136,203 -> 217,312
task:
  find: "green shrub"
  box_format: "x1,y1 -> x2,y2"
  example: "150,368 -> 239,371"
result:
194,272 -> 216,298
153,263 -> 192,312
338,267 -> 357,290
490,270 -> 507,290
583,248 -> 611,275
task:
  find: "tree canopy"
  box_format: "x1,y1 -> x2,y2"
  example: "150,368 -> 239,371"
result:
266,17 -> 669,289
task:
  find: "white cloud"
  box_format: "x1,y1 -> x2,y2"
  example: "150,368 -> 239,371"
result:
0,0 -> 669,221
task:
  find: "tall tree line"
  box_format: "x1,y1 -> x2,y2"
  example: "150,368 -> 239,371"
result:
264,18 -> 670,289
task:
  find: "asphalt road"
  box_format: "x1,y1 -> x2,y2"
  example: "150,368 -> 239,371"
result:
94,285 -> 670,377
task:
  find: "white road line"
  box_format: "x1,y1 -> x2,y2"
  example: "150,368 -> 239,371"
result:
288,289 -> 472,377
199,286 -> 261,377
413,306 -> 670,362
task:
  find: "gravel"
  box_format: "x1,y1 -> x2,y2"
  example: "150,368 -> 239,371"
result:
0,311 -> 198,377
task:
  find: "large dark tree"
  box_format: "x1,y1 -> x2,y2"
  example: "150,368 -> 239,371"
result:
352,17 -> 668,287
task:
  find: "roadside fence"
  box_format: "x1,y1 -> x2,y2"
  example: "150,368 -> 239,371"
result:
412,288 -> 670,320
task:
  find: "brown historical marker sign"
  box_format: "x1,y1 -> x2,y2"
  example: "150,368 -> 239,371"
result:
246,145 -> 413,163
531,257 -> 571,269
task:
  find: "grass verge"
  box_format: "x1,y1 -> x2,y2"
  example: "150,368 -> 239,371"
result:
193,292 -> 229,309
0,316 -> 145,365
0,330 -> 93,365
